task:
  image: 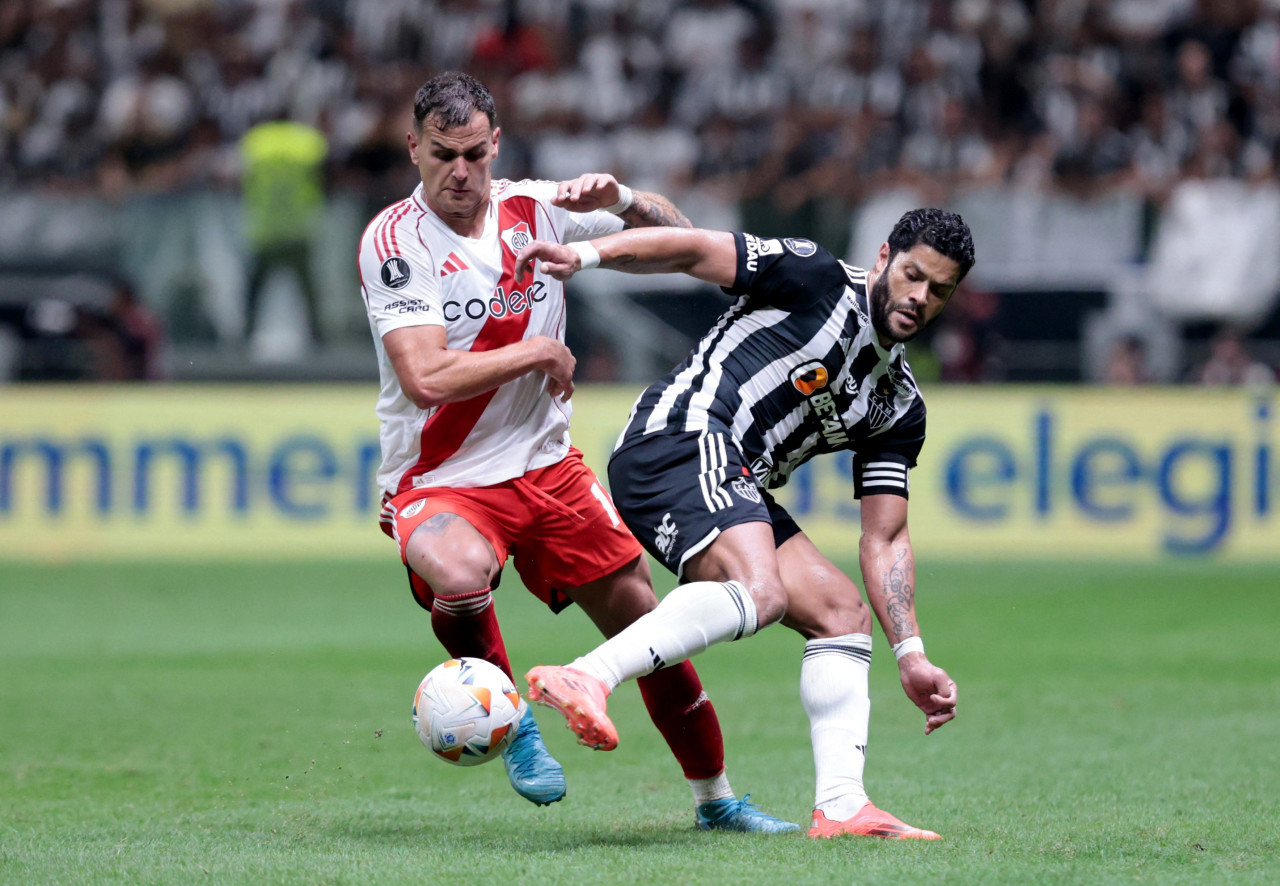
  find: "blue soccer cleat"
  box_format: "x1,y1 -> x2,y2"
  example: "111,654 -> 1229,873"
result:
502,712 -> 566,806
696,794 -> 802,834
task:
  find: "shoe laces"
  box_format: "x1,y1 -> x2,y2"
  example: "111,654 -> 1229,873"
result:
702,793 -> 759,821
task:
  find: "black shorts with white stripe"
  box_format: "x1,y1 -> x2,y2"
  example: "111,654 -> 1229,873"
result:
852,453 -> 911,498
608,430 -> 800,579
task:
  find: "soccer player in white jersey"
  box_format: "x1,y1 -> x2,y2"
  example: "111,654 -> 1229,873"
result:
357,71 -> 796,833
515,209 -> 974,839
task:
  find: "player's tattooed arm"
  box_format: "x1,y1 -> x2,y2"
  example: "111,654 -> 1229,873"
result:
551,175 -> 689,228
860,494 -> 957,734
858,495 -> 921,645
619,191 -> 693,230
863,539 -> 921,645
881,545 -> 919,643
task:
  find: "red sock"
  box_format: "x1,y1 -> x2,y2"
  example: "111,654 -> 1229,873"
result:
637,660 -> 725,780
429,587 -> 514,680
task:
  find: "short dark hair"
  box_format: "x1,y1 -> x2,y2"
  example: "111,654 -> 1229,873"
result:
886,208 -> 976,280
413,71 -> 497,131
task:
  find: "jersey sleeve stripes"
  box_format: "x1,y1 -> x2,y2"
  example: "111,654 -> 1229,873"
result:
359,195 -> 442,336
855,456 -> 911,498
372,198 -> 414,264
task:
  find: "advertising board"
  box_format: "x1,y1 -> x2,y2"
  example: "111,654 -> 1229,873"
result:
1,386 -> 1273,561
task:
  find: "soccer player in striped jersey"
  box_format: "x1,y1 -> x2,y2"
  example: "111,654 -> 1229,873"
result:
517,208 -> 974,839
357,71 -> 795,833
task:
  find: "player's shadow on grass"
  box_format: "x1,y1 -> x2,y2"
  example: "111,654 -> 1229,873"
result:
333,817 -> 711,849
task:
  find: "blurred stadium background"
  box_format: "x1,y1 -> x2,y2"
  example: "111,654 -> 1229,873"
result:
3,2 -> 1279,881
2,0 -> 1277,562
3,0 -> 1280,385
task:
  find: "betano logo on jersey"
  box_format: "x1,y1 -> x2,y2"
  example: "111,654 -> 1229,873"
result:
790,361 -> 828,395
789,361 -> 849,447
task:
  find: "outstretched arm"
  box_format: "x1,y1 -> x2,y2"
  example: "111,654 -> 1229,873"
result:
860,494 -> 958,735
552,174 -> 692,229
515,228 -> 738,287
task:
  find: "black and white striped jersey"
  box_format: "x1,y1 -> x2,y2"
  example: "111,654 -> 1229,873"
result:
613,232 -> 926,499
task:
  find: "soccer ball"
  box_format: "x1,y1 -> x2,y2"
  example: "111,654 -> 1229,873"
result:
412,657 -> 526,766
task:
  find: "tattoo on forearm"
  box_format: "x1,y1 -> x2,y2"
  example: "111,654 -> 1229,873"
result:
602,251 -> 673,274
621,192 -> 692,229
882,546 -> 917,640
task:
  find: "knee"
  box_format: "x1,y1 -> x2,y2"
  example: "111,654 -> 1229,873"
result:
743,577 -> 789,630
786,592 -> 871,639
407,532 -> 494,597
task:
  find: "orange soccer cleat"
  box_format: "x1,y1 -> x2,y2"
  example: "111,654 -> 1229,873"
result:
808,802 -> 942,840
525,665 -> 619,751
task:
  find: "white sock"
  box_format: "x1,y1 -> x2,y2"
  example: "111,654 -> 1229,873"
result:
689,772 -> 734,806
570,580 -> 758,689
801,633 -> 872,820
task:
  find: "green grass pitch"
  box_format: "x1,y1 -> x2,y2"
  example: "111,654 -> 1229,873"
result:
2,557 -> 1277,884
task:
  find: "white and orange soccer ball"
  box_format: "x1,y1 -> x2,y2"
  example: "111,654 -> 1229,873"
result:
412,658 -> 526,766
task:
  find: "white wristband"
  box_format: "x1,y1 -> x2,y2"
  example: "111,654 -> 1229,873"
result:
892,636 -> 925,660
569,241 -> 600,270
604,184 -> 634,214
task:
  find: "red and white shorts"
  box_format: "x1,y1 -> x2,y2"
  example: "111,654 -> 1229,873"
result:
380,447 -> 642,613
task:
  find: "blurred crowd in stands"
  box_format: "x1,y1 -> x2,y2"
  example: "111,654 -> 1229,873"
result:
6,0 -> 1280,206
1,0 -> 1277,384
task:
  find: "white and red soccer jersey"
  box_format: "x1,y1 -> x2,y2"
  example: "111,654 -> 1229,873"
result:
358,179 -> 625,496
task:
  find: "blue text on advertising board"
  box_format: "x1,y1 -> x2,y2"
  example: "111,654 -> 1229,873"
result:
938,402 -> 1272,554
0,436 -> 383,519
1,394 -> 1272,557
